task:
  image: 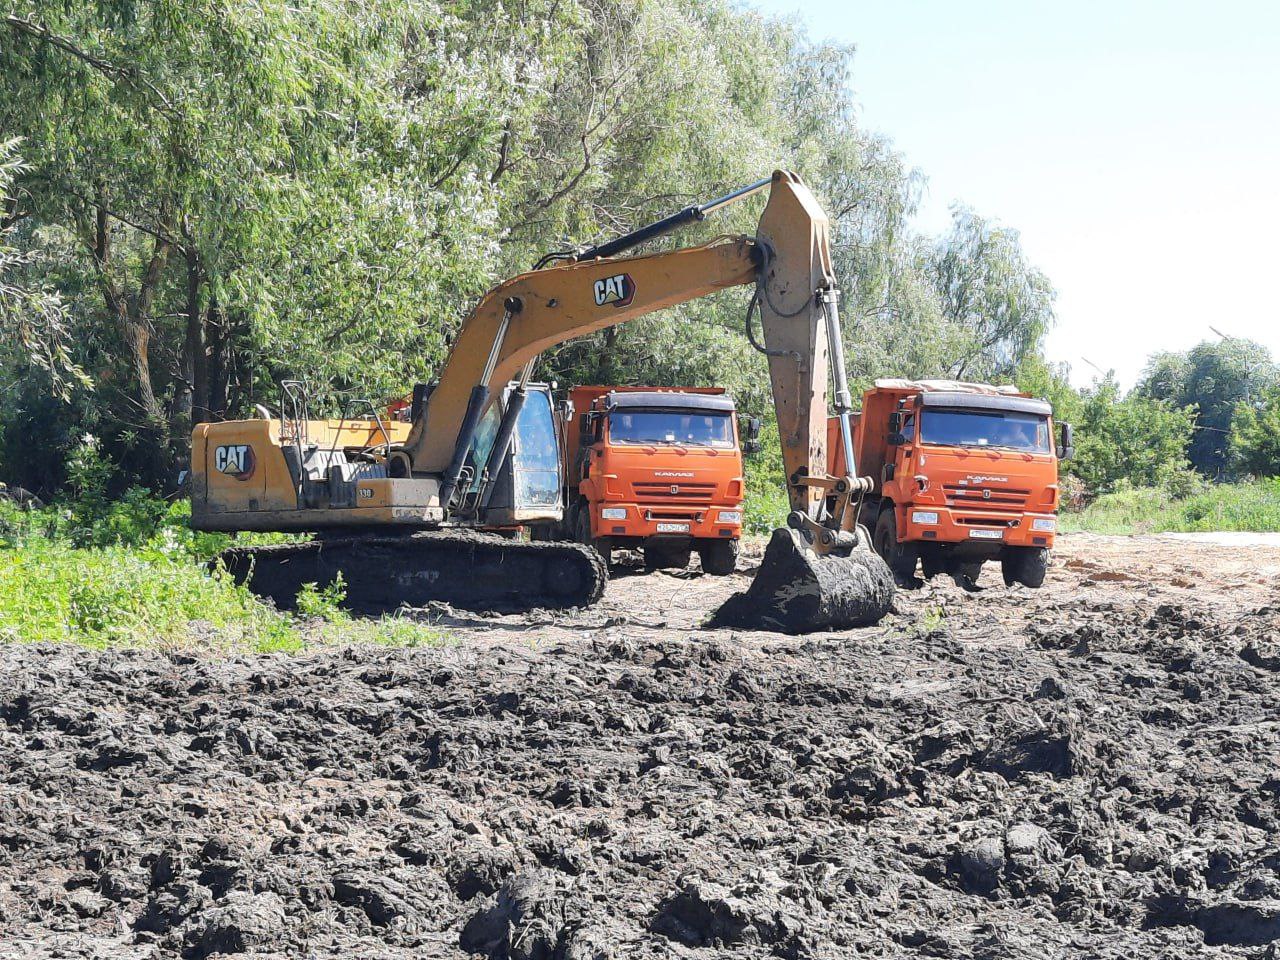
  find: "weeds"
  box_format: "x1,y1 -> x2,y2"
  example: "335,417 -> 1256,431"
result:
0,480 -> 448,652
913,605 -> 947,640
1062,479 -> 1280,535
0,540 -> 300,651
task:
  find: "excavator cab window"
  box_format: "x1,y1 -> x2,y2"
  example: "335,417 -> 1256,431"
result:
511,390 -> 561,508
464,404 -> 502,494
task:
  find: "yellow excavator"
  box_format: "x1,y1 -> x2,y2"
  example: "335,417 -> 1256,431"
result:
191,171 -> 894,632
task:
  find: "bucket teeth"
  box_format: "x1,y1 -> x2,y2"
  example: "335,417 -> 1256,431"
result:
217,531 -> 608,614
709,527 -> 894,634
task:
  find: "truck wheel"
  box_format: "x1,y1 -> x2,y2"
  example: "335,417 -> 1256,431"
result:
644,541 -> 691,572
574,504 -> 612,566
873,508 -> 919,585
698,539 -> 739,576
1002,547 -> 1049,588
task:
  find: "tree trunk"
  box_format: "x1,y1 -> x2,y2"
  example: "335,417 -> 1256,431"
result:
128,226 -> 171,426
183,246 -> 209,425
206,293 -> 229,419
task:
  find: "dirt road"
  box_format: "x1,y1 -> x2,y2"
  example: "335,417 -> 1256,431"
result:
2,533 -> 1278,958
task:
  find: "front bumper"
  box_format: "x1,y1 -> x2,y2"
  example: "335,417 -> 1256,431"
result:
592,502 -> 741,540
902,507 -> 1057,549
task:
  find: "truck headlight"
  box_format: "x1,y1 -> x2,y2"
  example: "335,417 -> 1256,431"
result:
717,510 -> 742,524
1031,518 -> 1056,532
601,507 -> 627,520
911,511 -> 938,525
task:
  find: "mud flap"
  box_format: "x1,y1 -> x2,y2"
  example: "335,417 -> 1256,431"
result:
708,527 -> 894,634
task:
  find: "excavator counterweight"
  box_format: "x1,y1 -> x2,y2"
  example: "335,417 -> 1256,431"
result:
194,171 -> 894,631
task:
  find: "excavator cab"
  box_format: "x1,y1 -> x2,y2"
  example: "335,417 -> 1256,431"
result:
457,383 -> 564,526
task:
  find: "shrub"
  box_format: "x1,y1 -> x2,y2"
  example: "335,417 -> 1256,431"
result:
1063,480 -> 1280,535
743,420 -> 790,536
0,541 -> 298,650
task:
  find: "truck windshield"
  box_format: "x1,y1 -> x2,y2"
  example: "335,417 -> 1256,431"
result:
609,410 -> 734,448
920,408 -> 1051,453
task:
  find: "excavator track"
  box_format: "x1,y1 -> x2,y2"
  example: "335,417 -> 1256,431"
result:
218,530 -> 608,614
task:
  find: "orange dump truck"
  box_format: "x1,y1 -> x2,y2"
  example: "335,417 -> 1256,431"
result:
841,379 -> 1073,587
556,386 -> 752,574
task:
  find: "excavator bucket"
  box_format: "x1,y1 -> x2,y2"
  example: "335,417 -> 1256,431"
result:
710,527 -> 894,633
707,170 -> 896,633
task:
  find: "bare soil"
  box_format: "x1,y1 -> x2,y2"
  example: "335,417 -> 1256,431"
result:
2,533 -> 1279,958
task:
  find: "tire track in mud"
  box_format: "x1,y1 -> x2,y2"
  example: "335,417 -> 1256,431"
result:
1,540 -> 1279,958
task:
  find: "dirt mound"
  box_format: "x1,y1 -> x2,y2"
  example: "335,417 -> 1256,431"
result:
2,538 -> 1279,957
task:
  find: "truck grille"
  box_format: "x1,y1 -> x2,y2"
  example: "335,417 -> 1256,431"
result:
957,515 -> 1017,527
943,484 -> 1030,509
633,481 -> 716,503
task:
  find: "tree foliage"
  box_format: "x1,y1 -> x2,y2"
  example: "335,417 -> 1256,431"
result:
1230,386 -> 1280,478
0,0 -> 1057,495
0,139 -> 81,394
925,207 -> 1056,383
1068,376 -> 1196,494
1137,339 -> 1279,476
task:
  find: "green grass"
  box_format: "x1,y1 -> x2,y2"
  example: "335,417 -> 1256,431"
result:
0,541 -> 301,651
0,496 -> 450,652
294,575 -> 449,648
1061,478 -> 1280,535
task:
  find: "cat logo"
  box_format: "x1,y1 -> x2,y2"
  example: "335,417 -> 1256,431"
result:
593,273 -> 634,308
214,444 -> 256,481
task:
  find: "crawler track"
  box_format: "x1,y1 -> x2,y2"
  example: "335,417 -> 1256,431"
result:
219,530 -> 608,613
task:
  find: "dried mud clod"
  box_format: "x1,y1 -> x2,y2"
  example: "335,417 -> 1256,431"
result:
2,541 -> 1280,958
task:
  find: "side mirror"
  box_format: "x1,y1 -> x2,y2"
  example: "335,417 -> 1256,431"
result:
886,410 -> 906,445
743,439 -> 763,455
1056,422 -> 1074,460
580,411 -> 597,441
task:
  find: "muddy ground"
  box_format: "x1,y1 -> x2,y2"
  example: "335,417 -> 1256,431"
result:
2,533 -> 1279,958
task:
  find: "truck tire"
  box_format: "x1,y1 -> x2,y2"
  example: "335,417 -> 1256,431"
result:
698,538 -> 739,576
873,508 -> 919,585
1002,546 -> 1049,588
574,503 -> 612,566
644,540 -> 691,572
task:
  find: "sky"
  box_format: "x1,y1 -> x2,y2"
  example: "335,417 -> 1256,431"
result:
744,0 -> 1280,387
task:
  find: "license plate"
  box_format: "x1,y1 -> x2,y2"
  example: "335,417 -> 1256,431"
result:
656,522 -> 690,533
969,528 -> 1004,540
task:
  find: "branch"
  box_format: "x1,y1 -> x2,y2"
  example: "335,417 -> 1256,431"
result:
49,178 -> 181,247
3,15 -> 177,115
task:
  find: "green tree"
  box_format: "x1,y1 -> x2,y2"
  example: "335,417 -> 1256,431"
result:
0,0 -> 1068,495
1230,386 -> 1280,477
1138,339 -> 1278,476
1070,375 -> 1196,494
0,139 -> 81,395
926,207 -> 1056,383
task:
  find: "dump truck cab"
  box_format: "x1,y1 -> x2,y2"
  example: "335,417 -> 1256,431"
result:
846,379 -> 1072,587
558,386 -> 748,575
